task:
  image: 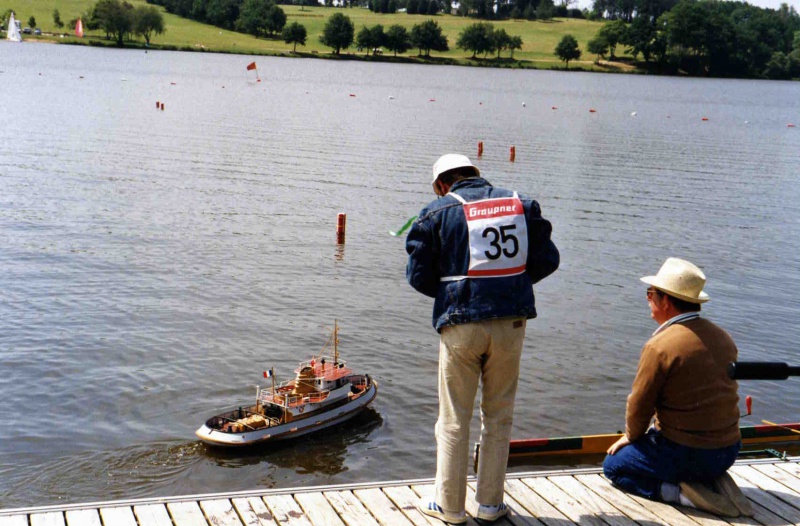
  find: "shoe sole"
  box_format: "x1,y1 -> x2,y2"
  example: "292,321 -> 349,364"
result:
476,504 -> 508,522
714,474 -> 754,517
418,503 -> 467,524
679,481 -> 739,517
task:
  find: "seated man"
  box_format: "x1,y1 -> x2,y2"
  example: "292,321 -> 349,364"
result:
603,257 -> 752,517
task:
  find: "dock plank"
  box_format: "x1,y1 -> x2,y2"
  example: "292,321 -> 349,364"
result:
505,478 -> 575,526
231,497 -> 278,526
6,459 -> 800,526
574,474 -> 667,525
99,506 -> 137,526
466,480 -> 542,526
262,494 -> 313,526
728,470 -> 800,524
200,499 -> 243,526
169,501 -> 209,526
354,487 -> 415,526
30,512 -> 65,526
549,475 -> 638,526
383,485 -> 444,526
134,504 -> 174,526
324,490 -> 380,526
732,465 -> 800,511
65,509 -> 101,526
772,461 -> 800,480
751,464 -> 800,495
620,490 -> 699,526
294,491 -> 346,526
522,477 -> 607,526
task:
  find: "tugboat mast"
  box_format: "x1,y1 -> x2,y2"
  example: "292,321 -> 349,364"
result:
334,319 -> 340,365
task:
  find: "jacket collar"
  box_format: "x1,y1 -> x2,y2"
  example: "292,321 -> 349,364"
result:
450,177 -> 492,193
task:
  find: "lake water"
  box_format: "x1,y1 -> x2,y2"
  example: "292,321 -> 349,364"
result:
1,43 -> 799,509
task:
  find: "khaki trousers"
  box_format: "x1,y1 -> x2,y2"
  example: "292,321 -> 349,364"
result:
434,317 -> 526,514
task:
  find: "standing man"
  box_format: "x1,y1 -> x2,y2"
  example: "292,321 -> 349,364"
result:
406,154 -> 559,524
603,257 -> 752,518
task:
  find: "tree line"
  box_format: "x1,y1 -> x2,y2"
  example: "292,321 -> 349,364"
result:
320,14 -> 449,56
585,0 -> 800,78
73,0 -> 166,45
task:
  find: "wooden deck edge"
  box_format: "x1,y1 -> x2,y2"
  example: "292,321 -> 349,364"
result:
1,455 -> 797,516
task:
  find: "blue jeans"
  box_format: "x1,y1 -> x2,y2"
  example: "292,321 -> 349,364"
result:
602,428 -> 740,500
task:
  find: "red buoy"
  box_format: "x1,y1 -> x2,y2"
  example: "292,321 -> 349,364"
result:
509,146 -> 516,162
478,141 -> 484,157
746,395 -> 752,415
336,213 -> 346,244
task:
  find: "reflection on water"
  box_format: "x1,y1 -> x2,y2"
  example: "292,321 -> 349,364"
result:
203,407 -> 383,476
1,441 -> 204,504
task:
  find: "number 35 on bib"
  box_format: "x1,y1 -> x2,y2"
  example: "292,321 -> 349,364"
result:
452,193 -> 529,278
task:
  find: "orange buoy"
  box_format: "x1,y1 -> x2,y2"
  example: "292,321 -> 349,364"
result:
349,94 -> 356,97
788,123 -> 796,128
589,109 -> 597,113
336,213 -> 346,245
160,103 -> 165,110
156,101 -> 160,108
478,141 -> 484,157
701,117 -> 709,121
509,146 -> 516,162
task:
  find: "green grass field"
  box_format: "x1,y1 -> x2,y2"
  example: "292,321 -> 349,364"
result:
4,0 -> 631,70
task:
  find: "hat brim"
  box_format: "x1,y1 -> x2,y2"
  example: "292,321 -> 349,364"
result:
640,276 -> 709,303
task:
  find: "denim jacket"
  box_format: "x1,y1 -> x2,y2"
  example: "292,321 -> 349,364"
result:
406,177 -> 559,331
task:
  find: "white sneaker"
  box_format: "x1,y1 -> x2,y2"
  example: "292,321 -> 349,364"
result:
476,502 -> 508,522
418,498 -> 467,525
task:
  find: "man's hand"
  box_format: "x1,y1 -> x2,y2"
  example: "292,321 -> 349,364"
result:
607,435 -> 631,455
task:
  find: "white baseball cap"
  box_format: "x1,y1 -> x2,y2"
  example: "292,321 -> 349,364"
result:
431,154 -> 480,191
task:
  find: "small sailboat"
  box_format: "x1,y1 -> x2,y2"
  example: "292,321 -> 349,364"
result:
6,12 -> 22,42
196,321 -> 378,447
75,18 -> 84,38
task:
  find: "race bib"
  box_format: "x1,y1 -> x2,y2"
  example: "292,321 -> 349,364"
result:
451,193 -> 528,278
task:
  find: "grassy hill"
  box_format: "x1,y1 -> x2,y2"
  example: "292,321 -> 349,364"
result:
4,0 -> 628,70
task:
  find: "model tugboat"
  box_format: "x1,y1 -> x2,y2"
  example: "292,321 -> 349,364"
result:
196,321 -> 378,447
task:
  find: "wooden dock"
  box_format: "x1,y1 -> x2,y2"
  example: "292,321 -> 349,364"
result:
2,457 -> 799,526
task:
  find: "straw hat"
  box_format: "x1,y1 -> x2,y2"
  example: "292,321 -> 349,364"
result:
431,154 -> 480,191
640,257 -> 710,303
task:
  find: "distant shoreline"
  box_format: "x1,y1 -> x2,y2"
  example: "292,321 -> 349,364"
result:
14,35 -> 632,74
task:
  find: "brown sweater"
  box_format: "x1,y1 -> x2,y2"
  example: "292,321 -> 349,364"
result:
626,317 -> 741,449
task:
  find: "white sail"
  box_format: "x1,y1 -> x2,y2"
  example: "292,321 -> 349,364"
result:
6,12 -> 22,42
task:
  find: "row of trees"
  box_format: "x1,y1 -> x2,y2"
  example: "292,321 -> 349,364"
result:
320,13 -> 449,56
84,0 -> 166,45
365,0 -> 584,21
585,0 -> 800,78
456,22 -> 523,58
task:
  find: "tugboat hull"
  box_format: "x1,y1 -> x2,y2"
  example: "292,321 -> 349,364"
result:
196,381 -> 377,447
